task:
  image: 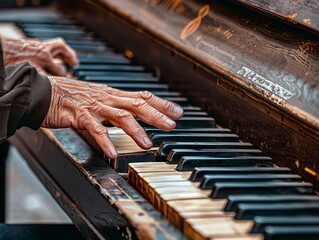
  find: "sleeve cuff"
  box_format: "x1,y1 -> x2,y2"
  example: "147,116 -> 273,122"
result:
23,68 -> 52,130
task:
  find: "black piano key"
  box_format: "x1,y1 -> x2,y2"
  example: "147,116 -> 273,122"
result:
189,167 -> 292,182
67,44 -> 109,52
160,97 -> 189,106
182,106 -> 202,111
106,83 -> 169,91
85,78 -> 159,84
77,70 -> 154,77
225,195 -> 319,212
150,133 -> 237,148
144,107 -> 205,115
157,141 -> 251,158
211,182 -> 313,199
17,19 -> 74,25
167,149 -> 263,164
36,36 -> 97,42
85,75 -> 159,82
236,202 -> 319,220
78,53 -> 123,58
252,216 -> 319,233
177,156 -> 273,171
200,174 -> 301,189
78,56 -> 130,64
151,92 -> 182,97
73,65 -> 145,73
27,32 -> 94,40
264,226 -> 319,240
19,23 -> 82,30
149,128 -> 230,136
63,40 -> 107,48
23,28 -> 88,35
151,134 -> 235,146
180,111 -> 208,116
141,117 -> 216,130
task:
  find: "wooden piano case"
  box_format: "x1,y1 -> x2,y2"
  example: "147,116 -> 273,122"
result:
4,0 -> 319,239
57,0 -> 319,187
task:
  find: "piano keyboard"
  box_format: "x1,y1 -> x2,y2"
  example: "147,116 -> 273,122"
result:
14,12 -> 319,240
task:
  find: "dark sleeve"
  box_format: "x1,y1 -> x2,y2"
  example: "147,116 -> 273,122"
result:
0,41 -> 52,143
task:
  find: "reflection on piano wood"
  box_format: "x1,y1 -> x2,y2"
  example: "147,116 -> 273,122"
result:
2,0 -> 319,239
61,0 -> 319,186
230,0 -> 319,35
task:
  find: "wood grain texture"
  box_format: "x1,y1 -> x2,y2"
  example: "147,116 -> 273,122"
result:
11,128 -> 185,240
78,0 -> 319,136
59,0 -> 319,188
231,0 -> 319,35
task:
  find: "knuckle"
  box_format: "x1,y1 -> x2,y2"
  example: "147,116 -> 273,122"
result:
38,49 -> 50,59
76,111 -> 90,128
116,109 -> 132,119
56,37 -> 64,42
92,124 -> 106,135
132,98 -> 147,107
104,85 -> 111,91
139,91 -> 153,99
154,111 -> 164,119
43,49 -> 50,56
77,110 -> 88,121
58,38 -> 66,46
89,83 -> 110,92
101,85 -> 113,93
133,127 -> 145,136
90,104 -> 103,114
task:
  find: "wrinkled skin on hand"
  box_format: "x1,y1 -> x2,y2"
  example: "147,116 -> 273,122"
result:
2,38 -> 78,76
42,77 -> 184,158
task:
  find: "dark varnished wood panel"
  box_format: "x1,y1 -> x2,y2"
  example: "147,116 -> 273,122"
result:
59,0 -> 319,188
231,0 -> 319,35
11,128 -> 185,240
70,0 -> 319,140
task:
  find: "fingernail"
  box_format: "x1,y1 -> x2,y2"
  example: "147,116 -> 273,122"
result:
165,118 -> 176,127
109,148 -> 118,158
143,137 -> 153,148
174,106 -> 183,116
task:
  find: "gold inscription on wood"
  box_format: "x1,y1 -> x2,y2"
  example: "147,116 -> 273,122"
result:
180,4 -> 210,40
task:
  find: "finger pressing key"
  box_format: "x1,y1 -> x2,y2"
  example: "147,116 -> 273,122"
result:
79,110 -> 118,158
42,77 -> 182,158
92,103 -> 153,149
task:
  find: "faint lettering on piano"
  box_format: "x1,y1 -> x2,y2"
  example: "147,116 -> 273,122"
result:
237,67 -> 295,100
195,40 -> 235,65
180,4 -> 210,40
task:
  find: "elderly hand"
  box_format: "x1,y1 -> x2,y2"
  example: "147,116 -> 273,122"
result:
2,38 -> 78,76
42,77 -> 184,158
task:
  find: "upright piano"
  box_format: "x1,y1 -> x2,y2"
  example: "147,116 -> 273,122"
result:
1,0 -> 319,239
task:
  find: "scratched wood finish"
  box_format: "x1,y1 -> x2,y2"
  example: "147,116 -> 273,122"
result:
66,0 -> 319,135
11,128 -> 185,240
231,0 -> 319,35
59,0 -> 319,187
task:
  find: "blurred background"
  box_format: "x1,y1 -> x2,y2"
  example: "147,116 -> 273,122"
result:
6,146 -> 71,224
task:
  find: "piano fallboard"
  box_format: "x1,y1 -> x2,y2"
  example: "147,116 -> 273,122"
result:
58,0 -> 319,187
